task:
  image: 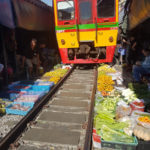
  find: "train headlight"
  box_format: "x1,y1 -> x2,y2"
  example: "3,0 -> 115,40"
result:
109,36 -> 114,42
61,39 -> 65,45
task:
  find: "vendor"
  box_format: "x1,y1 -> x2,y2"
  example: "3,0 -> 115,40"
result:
23,38 -> 40,78
0,63 -> 4,73
132,48 -> 150,82
39,42 -> 51,72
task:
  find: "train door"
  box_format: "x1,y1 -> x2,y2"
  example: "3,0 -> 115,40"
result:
55,0 -> 79,48
95,0 -> 118,47
78,0 -> 96,42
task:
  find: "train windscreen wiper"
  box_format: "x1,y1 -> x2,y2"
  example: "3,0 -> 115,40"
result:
97,0 -> 104,5
64,0 -> 73,7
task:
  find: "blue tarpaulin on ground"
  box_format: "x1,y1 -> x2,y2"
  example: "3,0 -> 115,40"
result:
0,0 -> 16,28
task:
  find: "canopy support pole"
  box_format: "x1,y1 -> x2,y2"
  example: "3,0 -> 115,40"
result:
0,27 -> 8,85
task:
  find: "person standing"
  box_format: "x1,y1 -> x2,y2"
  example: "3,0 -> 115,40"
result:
125,36 -> 137,65
23,39 -> 40,78
132,49 -> 150,82
39,42 -> 51,72
0,63 -> 4,73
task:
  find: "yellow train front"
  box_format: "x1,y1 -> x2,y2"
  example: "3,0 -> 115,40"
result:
53,0 -> 118,64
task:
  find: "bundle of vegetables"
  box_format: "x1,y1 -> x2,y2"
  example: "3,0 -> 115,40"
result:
54,64 -> 62,69
94,110 -> 129,136
97,74 -> 115,96
0,101 -> 6,114
0,99 -> 12,114
42,68 -> 69,84
94,94 -> 135,144
98,64 -> 116,73
121,88 -> 137,103
95,96 -> 120,113
49,76 -> 61,84
43,68 -> 68,78
101,125 -> 134,143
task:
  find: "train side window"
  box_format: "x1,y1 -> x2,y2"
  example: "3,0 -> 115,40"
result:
79,1 -> 92,21
97,0 -> 115,18
57,1 -> 75,21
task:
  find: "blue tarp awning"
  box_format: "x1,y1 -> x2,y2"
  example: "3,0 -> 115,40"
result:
0,0 -> 15,28
0,0 -> 54,31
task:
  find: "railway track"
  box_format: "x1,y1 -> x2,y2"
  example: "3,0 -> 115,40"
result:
0,66 -> 97,150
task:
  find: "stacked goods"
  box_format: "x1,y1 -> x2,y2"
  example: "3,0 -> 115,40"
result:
97,65 -> 115,97
93,65 -> 140,149
94,64 -> 150,149
0,64 -> 71,116
6,102 -> 34,116
97,75 -> 115,96
94,96 -> 135,143
42,68 -> 69,84
98,64 -> 116,73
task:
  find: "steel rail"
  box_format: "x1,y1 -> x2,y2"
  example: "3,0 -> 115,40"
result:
83,68 -> 97,150
0,65 -> 75,150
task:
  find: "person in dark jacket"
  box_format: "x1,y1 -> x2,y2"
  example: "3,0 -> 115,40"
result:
23,39 -> 40,77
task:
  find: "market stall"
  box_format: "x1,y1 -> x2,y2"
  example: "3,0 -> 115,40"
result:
0,0 -> 54,85
93,64 -> 150,150
0,65 -> 71,116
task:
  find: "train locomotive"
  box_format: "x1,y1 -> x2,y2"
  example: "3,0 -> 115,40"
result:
53,0 -> 119,64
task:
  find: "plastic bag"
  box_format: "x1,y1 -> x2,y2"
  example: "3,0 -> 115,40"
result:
116,101 -> 131,120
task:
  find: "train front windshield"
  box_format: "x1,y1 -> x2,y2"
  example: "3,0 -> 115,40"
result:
79,1 -> 92,20
97,0 -> 115,18
57,0 -> 75,20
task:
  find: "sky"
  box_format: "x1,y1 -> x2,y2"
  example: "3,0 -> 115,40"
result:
41,0 -> 52,6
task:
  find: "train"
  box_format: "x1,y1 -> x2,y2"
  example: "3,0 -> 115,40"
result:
53,0 -> 119,64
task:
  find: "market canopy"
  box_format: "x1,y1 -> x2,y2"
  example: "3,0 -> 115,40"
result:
0,0 -> 54,31
0,0 -> 15,28
129,0 -> 150,30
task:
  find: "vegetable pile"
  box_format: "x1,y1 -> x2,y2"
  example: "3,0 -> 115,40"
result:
43,68 -> 68,84
97,65 -> 115,96
93,64 -> 150,148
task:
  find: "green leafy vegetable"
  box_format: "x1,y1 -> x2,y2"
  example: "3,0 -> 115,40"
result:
101,125 -> 134,143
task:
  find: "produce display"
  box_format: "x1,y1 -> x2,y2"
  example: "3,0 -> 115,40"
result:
97,75 -> 114,94
10,104 -> 30,111
97,65 -> 115,96
43,68 -> 68,84
98,64 -> 116,73
0,64 -> 71,116
93,64 -> 150,149
133,124 -> 150,141
138,116 -> 150,124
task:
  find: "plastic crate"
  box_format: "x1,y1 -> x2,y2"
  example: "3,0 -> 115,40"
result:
101,136 -> 138,150
35,81 -> 54,86
8,84 -> 31,91
0,91 -> 23,101
25,91 -> 47,96
19,80 -> 35,84
6,102 -> 34,116
8,81 -> 21,89
14,94 -> 40,103
28,85 -> 51,92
